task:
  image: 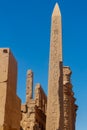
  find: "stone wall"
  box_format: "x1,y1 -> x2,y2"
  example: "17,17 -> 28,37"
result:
35,83 -> 47,114
0,48 -> 21,130
63,66 -> 78,130
20,70 -> 47,130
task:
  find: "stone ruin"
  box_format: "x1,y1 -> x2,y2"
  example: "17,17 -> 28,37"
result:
46,3 -> 78,130
0,2 -> 78,130
20,70 -> 47,130
0,48 -> 47,130
0,48 -> 21,130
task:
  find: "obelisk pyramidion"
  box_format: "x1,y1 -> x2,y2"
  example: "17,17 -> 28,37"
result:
46,3 -> 64,130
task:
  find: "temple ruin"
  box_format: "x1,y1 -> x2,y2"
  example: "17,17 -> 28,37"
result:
20,70 -> 47,130
0,48 -> 21,130
0,2 -> 78,130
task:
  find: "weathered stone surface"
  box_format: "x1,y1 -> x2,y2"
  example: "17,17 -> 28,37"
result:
35,83 -> 47,114
63,66 -> 72,85
21,70 -> 47,130
0,83 -> 7,126
0,48 -> 21,130
26,70 -> 33,104
0,126 -> 4,130
0,49 -> 9,83
46,3 -> 64,130
63,66 -> 78,130
21,104 -> 27,113
0,2 -> 78,130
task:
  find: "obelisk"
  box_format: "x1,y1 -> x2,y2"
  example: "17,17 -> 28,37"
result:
46,3 -> 64,130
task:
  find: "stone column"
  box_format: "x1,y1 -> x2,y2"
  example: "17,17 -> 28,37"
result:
26,70 -> 33,104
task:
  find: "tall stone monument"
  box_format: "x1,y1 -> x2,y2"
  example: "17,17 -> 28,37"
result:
46,3 -> 64,130
0,3 -> 78,130
0,48 -> 21,130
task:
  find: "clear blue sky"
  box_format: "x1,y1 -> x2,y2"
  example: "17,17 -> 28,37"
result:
0,0 -> 87,130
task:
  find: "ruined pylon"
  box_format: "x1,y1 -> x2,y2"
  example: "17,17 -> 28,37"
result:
0,48 -> 21,130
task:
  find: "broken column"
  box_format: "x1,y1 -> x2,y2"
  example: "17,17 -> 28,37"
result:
26,70 -> 33,104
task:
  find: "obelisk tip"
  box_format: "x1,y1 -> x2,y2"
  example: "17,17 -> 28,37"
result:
52,3 -> 61,16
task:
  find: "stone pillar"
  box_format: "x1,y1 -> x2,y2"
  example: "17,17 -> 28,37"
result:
35,84 -> 42,108
26,70 -> 33,104
46,3 -> 64,130
0,48 -> 21,130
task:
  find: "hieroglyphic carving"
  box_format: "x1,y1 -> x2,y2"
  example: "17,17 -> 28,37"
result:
46,3 -> 63,130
